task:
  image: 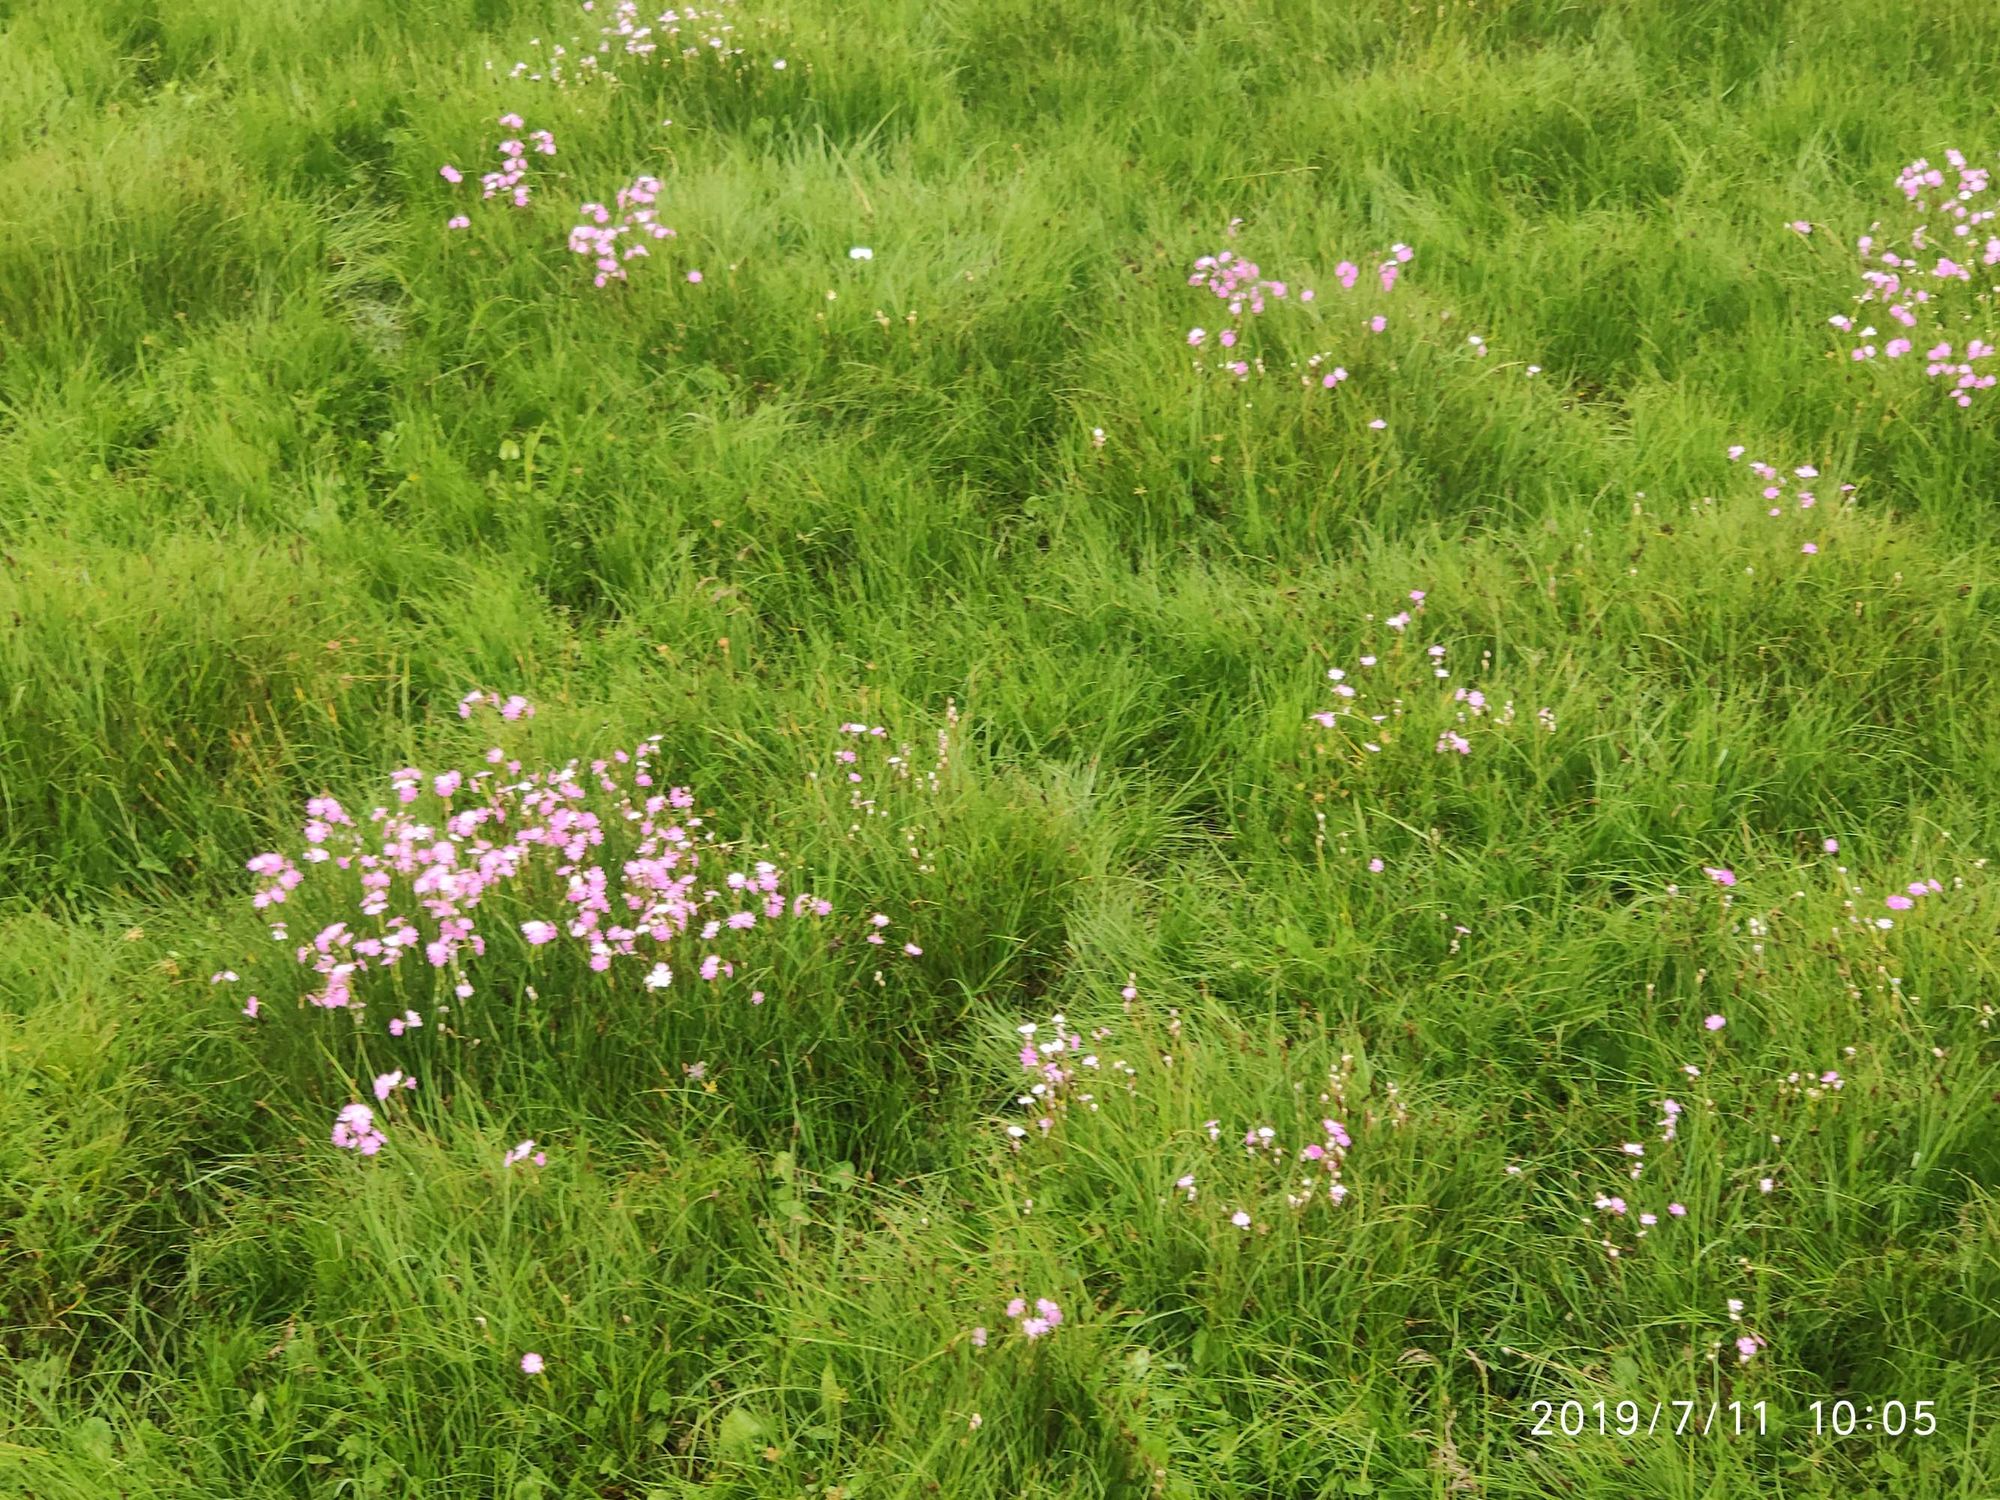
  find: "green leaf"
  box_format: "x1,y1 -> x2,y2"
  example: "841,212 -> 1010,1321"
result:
717,1407 -> 766,1454
72,1417 -> 115,1462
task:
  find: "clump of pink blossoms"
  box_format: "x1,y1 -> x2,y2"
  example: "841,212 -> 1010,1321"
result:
499,1 -> 750,87
1002,1011 -> 1133,1145
1184,237 -> 1410,387
234,696 -> 921,1154
440,114 -> 556,230
570,174 -> 677,287
1307,590 -> 1553,761
1834,150 -> 2000,407
245,695 -> 837,1022
1003,1296 -> 1064,1340
331,1103 -> 387,1155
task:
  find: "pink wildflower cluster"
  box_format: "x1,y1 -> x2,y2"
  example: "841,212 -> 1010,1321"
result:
440,114 -> 555,229
1776,1068 -> 1844,1101
1582,994 -> 1863,1265
1719,443 -> 1856,554
808,711 -> 957,881
1229,1115 -> 1356,1213
1308,591 -> 1553,760
1003,1296 -> 1064,1340
1185,239 -> 1408,387
246,849 -> 305,909
498,1 -> 748,86
1726,1300 -> 1767,1365
330,1102 -> 386,1155
1832,151 -> 2000,406
232,697 -> 926,1156
1880,875 -> 1945,923
1002,1011 -> 1133,1144
570,174 -> 677,286
1587,1126 -> 1690,1258
826,714 -> 953,802
458,689 -> 534,720
252,716 -> 835,1014
1187,1053 -> 1400,1229
1814,840 -> 1956,931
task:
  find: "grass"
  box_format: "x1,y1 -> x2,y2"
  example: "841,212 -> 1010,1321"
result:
2,0 -> 1999,1494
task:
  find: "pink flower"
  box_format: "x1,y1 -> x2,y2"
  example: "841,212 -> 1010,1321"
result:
521,920 -> 559,945
440,164 -> 463,184
970,1326 -> 987,1347
331,1103 -> 386,1155
1667,1202 -> 1687,1217
1703,866 -> 1736,887
1704,1014 -> 1726,1031
519,1351 -> 544,1374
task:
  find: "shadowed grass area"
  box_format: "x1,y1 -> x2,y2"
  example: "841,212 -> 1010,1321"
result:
2,0 -> 1999,1495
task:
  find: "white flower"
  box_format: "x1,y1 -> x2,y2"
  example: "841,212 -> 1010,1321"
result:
644,963 -> 673,989
849,246 -> 873,260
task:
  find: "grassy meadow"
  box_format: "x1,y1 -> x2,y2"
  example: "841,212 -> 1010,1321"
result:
2,0 -> 1999,1494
